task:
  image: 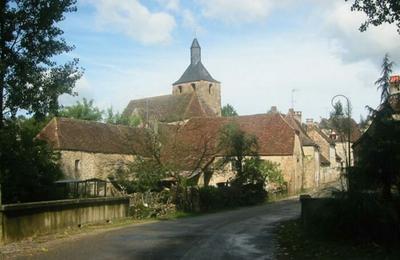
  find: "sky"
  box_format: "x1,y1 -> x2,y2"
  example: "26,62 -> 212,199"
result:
58,0 -> 400,122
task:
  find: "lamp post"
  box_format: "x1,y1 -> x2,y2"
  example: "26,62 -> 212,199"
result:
331,94 -> 352,188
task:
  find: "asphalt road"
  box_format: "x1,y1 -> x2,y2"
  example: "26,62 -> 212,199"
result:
29,199 -> 300,260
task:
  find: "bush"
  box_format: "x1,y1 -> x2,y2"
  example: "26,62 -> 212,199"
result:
305,193 -> 400,244
197,184 -> 267,212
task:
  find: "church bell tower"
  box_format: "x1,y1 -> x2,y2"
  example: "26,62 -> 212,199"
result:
172,39 -> 221,116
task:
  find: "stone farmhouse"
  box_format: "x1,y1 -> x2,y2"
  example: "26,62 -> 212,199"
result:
38,39 -> 345,195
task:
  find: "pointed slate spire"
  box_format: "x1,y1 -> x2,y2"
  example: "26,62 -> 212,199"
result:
173,38 -> 219,85
191,38 -> 201,65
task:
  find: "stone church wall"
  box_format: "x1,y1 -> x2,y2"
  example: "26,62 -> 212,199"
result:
173,80 -> 221,116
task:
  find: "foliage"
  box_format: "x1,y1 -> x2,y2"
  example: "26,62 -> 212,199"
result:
218,123 -> 258,179
105,107 -> 142,127
59,98 -> 103,121
276,219 -> 400,259
375,54 -> 394,103
0,0 -> 82,124
0,119 -> 63,203
111,156 -> 168,193
359,114 -> 370,130
346,0 -> 400,33
221,104 -> 238,117
355,102 -> 400,199
198,184 -> 267,212
218,123 -> 283,189
304,194 -> 400,244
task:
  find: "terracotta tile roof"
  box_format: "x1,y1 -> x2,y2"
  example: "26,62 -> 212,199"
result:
307,124 -> 335,145
170,113 -> 297,157
37,117 -> 148,155
284,114 -> 317,147
123,93 -> 216,123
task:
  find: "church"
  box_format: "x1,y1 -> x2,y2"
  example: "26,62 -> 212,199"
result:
37,39 -> 342,195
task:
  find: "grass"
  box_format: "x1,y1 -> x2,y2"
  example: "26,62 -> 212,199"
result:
275,219 -> 400,260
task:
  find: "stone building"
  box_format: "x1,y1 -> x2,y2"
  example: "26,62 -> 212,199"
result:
37,117 -> 147,180
167,113 -> 306,194
305,119 -> 341,183
284,109 -> 321,189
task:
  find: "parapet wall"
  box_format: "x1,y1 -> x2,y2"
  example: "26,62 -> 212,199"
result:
0,197 -> 129,244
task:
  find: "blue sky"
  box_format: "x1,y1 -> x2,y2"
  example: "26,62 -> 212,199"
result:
58,0 -> 400,122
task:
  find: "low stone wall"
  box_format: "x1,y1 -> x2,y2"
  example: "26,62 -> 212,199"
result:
0,197 -> 129,244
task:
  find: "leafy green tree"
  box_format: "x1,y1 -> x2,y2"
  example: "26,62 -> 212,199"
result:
59,98 -> 103,121
346,0 -> 400,33
0,119 -> 63,203
218,123 -> 283,188
218,123 -> 258,181
221,104 -> 238,117
0,0 -> 82,126
105,107 -> 142,127
375,54 -> 394,103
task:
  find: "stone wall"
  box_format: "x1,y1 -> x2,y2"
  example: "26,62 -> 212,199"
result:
172,80 -> 221,116
0,197 -> 129,244
303,146 -> 320,189
60,150 -> 135,180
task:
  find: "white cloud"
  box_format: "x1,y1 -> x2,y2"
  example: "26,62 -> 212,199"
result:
182,9 -> 204,33
156,0 -> 180,11
196,0 -> 282,23
204,35 -> 381,120
319,1 -> 400,62
59,76 -> 94,106
89,0 -> 176,44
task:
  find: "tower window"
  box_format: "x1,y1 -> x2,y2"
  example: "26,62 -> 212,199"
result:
178,85 -> 182,93
209,84 -> 212,94
191,83 -> 196,91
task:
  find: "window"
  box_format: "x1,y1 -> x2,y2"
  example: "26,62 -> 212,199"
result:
75,160 -> 81,172
209,84 -> 212,94
178,85 -> 182,93
191,83 -> 196,91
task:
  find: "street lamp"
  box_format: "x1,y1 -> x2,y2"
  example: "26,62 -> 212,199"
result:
331,94 -> 352,188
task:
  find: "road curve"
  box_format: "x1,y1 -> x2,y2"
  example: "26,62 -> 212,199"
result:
29,199 -> 300,260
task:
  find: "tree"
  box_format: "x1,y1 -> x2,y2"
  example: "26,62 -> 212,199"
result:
105,107 -> 142,127
0,0 -> 82,126
221,104 -> 238,117
346,0 -> 400,33
59,98 -> 103,121
0,119 -> 63,203
355,103 -> 400,199
375,54 -> 394,103
218,123 -> 258,181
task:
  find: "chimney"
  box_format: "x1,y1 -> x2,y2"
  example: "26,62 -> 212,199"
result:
288,108 -> 302,123
306,118 -> 314,126
270,106 -> 278,113
294,111 -> 302,123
